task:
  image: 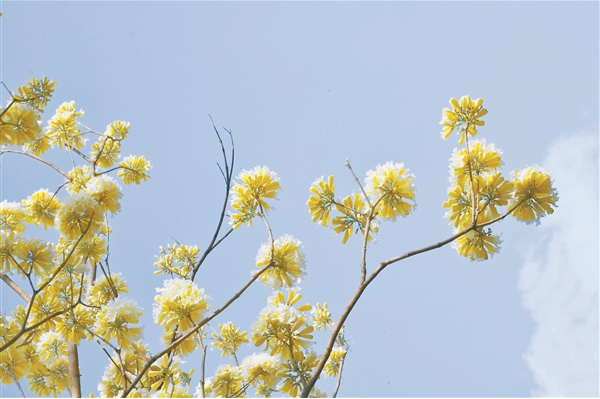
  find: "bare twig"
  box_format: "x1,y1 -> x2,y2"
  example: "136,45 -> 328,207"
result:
332,352 -> 347,398
191,118 -> 235,281
0,149 -> 70,180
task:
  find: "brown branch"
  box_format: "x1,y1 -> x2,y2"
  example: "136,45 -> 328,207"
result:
301,204 -> 522,397
0,273 -> 31,302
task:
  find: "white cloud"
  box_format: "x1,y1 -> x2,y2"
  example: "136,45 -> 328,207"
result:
518,129 -> 599,396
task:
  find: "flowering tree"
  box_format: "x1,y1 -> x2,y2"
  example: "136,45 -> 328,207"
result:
0,76 -> 558,398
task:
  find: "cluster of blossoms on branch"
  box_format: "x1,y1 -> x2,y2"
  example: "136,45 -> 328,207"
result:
1,77 -> 558,399
1,77 -> 151,397
440,96 -> 558,260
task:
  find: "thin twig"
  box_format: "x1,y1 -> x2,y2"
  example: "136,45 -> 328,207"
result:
0,149 -> 70,180
332,352 -> 347,398
191,119 -> 235,281
344,159 -> 372,208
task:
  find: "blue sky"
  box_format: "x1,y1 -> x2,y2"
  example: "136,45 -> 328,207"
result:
1,2 -> 598,397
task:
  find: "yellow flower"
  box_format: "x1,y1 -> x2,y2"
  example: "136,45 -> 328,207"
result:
14,237 -> 53,276
55,304 -> 95,343
148,354 -> 182,392
331,194 -> 377,244
76,235 -> 106,265
252,290 -> 313,361
477,172 -> 515,219
27,369 -> 55,397
212,322 -> 249,358
67,165 -> 93,193
164,327 -> 199,357
443,183 -> 473,229
0,103 -> 41,146
453,227 -> 502,261
230,166 -> 280,229
95,297 -> 143,347
278,353 -> 319,398
307,175 -> 335,226
13,76 -> 56,113
89,273 -> 129,306
510,166 -> 558,225
45,359 -> 70,395
29,289 -> 63,332
241,353 -> 280,389
24,133 -> 51,156
106,120 -> 130,140
22,189 -> 62,229
256,234 -> 306,289
440,95 -> 488,143
117,155 -> 152,185
153,279 -> 209,331
0,346 -> 27,384
364,161 -> 416,220
85,175 -> 122,214
450,139 -> 503,186
55,193 -> 103,239
0,201 -> 26,236
0,232 -> 19,272
311,303 -> 332,331
37,331 -> 68,361
47,101 -> 86,149
323,346 -> 347,377
211,364 -> 245,398
91,136 -> 121,168
154,243 -> 200,279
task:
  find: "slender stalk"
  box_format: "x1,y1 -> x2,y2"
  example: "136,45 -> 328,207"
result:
332,352 -> 347,398
0,149 -> 70,180
199,339 -> 208,398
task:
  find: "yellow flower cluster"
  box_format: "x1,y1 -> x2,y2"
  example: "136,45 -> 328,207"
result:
46,101 -> 86,150
307,175 -> 335,226
94,297 -> 143,347
1,77 -> 153,398
364,161 -> 416,221
510,166 -> 559,225
153,278 -> 210,331
154,243 -> 200,279
311,302 -> 332,331
255,234 -> 306,289
230,166 -> 280,229
252,290 -> 314,361
441,96 -> 558,261
323,346 -> 347,377
0,77 -> 54,147
212,322 -> 249,358
440,95 -> 488,144
308,163 -> 417,243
